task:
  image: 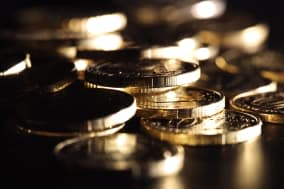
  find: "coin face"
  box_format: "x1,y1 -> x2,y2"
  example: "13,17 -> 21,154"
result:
85,59 -> 200,88
219,49 -> 284,83
16,86 -> 136,137
141,109 -> 262,145
136,86 -> 225,118
54,133 -> 184,178
231,92 -> 284,123
194,69 -> 277,99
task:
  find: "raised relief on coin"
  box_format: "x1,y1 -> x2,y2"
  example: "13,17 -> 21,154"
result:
136,86 -> 225,118
141,109 -> 262,145
231,92 -> 284,123
85,59 -> 200,88
54,133 -> 184,178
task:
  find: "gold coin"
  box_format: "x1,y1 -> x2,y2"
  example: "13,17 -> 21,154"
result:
231,92 -> 284,124
141,109 -> 262,146
15,87 -> 136,137
136,86 -> 225,118
54,133 -> 184,178
85,58 -> 200,89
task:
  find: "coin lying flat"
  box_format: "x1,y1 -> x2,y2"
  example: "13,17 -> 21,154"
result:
187,12 -> 269,53
193,69 -> 277,99
217,49 -> 284,83
54,133 -> 184,178
15,86 -> 136,137
136,86 -> 225,118
141,109 -> 262,145
231,92 -> 284,124
85,59 -> 200,89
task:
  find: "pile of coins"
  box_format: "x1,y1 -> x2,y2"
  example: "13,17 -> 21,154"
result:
1,0 -> 283,179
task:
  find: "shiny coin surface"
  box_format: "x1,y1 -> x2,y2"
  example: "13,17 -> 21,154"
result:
217,49 -> 284,83
231,92 -> 284,124
54,133 -> 184,178
193,69 -> 277,99
85,59 -> 200,88
136,86 -> 225,118
16,86 -> 136,137
141,109 -> 262,145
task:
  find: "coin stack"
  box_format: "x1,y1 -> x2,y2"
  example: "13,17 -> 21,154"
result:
1,0 -> 280,180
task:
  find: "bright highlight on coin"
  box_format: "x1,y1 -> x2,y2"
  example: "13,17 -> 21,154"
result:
231,92 -> 284,124
85,59 -> 200,89
136,86 -> 225,118
54,133 -> 184,178
16,87 -> 136,137
141,109 -> 262,145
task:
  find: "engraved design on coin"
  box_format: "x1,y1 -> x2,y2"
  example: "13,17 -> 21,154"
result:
233,92 -> 284,114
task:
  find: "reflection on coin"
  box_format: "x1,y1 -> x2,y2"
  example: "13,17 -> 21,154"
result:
141,109 -> 262,145
231,92 -> 284,124
85,59 -> 200,88
217,49 -> 284,83
16,87 -> 136,137
136,86 -> 225,118
54,133 -> 184,178
193,69 -> 277,99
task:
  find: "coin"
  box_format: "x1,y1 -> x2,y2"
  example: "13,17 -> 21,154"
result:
136,86 -> 225,118
230,92 -> 284,124
141,109 -> 262,145
217,49 -> 284,83
193,68 -> 277,99
185,12 -> 269,53
85,59 -> 200,89
54,133 -> 184,178
15,86 -> 136,137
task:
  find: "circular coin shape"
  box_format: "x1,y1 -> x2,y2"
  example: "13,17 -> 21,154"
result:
193,69 -> 277,99
15,87 -> 136,137
217,49 -> 284,83
136,86 -> 225,118
85,59 -> 200,89
231,92 -> 284,124
54,133 -> 184,178
141,109 -> 262,145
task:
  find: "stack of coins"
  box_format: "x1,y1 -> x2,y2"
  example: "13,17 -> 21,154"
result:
2,0 -> 280,180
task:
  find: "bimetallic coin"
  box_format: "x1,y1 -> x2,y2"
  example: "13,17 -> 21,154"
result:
85,59 -> 200,89
231,92 -> 284,124
54,133 -> 184,178
136,86 -> 225,118
16,87 -> 136,137
141,109 -> 262,145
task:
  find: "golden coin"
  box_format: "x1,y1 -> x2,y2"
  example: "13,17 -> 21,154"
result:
141,109 -> 262,145
54,133 -> 184,178
136,86 -> 225,118
231,92 -> 284,124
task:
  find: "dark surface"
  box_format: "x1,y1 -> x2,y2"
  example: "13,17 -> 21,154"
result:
1,0 -> 284,188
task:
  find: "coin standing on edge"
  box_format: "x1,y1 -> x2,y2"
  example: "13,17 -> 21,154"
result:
231,91 -> 284,124
136,86 -> 225,118
16,87 -> 136,137
54,133 -> 184,178
141,109 -> 262,145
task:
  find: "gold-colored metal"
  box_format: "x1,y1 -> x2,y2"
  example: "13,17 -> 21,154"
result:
85,59 -> 200,89
54,133 -> 184,178
16,88 -> 136,137
141,109 -> 262,146
231,92 -> 284,124
136,86 -> 225,118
